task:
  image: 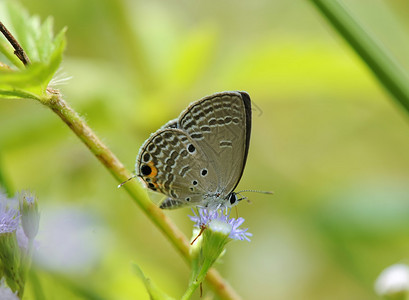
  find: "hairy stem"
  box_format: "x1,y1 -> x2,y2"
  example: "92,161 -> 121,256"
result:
43,90 -> 241,300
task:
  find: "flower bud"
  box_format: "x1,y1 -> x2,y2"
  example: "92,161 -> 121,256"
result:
375,264 -> 409,299
19,191 -> 40,240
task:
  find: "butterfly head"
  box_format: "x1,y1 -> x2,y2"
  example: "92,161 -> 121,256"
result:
226,192 -> 244,207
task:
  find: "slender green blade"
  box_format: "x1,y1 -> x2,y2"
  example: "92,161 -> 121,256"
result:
309,0 -> 409,115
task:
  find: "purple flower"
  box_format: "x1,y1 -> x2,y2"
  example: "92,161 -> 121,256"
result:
227,217 -> 252,242
0,201 -> 20,234
189,208 -> 252,241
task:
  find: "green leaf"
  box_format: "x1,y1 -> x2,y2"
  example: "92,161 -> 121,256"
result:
0,1 -> 66,99
0,40 -> 22,68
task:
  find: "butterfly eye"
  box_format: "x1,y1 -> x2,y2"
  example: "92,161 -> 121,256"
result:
229,193 -> 237,205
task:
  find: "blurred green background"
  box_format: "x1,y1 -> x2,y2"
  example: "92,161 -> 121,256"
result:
1,0 -> 409,299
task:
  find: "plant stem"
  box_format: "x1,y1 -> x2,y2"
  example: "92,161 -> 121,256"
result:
43,90 -> 241,300
19,238 -> 34,298
309,0 -> 409,116
28,269 -> 46,300
0,21 -> 31,66
181,280 -> 200,300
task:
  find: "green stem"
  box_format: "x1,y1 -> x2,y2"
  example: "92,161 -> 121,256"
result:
181,280 -> 200,300
19,238 -> 34,298
42,90 -> 241,300
309,0 -> 409,115
28,269 -> 46,300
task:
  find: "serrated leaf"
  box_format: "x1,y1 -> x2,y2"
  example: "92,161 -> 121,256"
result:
42,26 -> 66,90
6,1 -> 40,62
0,62 -> 54,96
38,17 -> 54,62
0,1 -> 66,99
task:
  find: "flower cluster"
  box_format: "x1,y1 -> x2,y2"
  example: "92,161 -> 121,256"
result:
0,190 -> 40,298
189,207 -> 252,241
0,202 -> 20,234
182,207 -> 252,299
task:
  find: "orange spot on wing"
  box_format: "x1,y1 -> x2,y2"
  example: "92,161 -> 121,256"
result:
146,161 -> 158,178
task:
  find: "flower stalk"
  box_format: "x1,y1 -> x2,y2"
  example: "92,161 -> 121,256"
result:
181,208 -> 251,299
182,223 -> 230,300
0,232 -> 22,294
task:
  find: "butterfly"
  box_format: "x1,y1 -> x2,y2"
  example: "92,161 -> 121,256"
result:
135,91 -> 252,210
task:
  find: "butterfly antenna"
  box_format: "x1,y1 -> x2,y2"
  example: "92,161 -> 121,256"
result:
237,195 -> 250,205
236,189 -> 274,195
117,175 -> 137,188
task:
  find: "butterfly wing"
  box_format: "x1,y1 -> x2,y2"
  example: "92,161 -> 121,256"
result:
136,128 -> 220,208
177,91 -> 252,196
136,91 -> 252,209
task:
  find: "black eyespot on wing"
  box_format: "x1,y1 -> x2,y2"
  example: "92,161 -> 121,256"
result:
187,144 -> 196,153
148,183 -> 157,191
186,197 -> 191,202
140,164 -> 152,176
201,169 -> 208,176
192,180 -> 198,185
143,153 -> 151,162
